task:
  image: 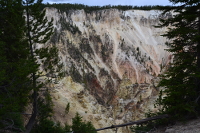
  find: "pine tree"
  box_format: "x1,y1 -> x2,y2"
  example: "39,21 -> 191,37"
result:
156,0 -> 200,120
65,113 -> 97,133
23,0 -> 64,132
0,0 -> 63,132
0,0 -> 33,132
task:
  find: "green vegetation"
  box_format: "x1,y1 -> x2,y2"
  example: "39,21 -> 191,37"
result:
24,0 -> 61,132
32,112 -> 96,133
65,103 -> 70,114
0,0 -> 31,131
101,44 -> 108,62
60,17 -> 81,34
65,113 -> 97,133
132,0 -> 200,132
0,0 -> 62,132
31,119 -> 66,133
69,62 -> 83,83
3,0 -> 199,132
156,0 -> 200,120
0,0 -> 95,132
42,3 -> 172,13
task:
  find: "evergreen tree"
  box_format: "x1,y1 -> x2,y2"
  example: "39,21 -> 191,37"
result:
156,0 -> 200,120
0,0 -> 63,132
65,113 -> 97,133
0,0 -> 33,132
23,0 -> 64,132
0,1 -> 97,133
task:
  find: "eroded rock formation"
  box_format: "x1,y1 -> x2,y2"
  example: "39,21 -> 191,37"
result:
45,8 -> 171,133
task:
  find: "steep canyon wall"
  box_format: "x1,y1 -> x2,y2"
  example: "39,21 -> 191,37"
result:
45,8 -> 171,133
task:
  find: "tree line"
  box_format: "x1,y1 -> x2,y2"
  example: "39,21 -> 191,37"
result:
42,3 -> 172,13
1,0 -> 200,133
0,0 -> 96,133
133,0 -> 200,132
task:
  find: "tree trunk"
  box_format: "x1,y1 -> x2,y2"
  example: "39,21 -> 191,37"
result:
24,1 -> 38,132
25,90 -> 37,133
196,12 -> 200,104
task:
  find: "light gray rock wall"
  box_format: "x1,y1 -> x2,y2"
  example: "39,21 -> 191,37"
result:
45,8 -> 171,133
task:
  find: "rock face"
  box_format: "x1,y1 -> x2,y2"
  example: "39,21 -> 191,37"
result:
45,7 -> 171,133
150,118 -> 200,133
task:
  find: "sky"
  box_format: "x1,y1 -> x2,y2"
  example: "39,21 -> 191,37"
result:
43,0 -> 173,6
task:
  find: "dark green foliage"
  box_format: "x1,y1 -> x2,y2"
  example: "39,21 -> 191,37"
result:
131,1 -> 200,132
65,103 -> 70,114
101,44 -> 109,62
0,0 -> 33,131
37,90 -> 54,121
31,119 -> 65,133
23,0 -> 58,132
65,113 -> 97,133
155,0 -> 200,121
136,47 -> 139,51
42,3 -> 171,13
0,113 -> 25,132
24,0 -> 65,131
60,17 -> 81,34
0,0 -> 96,133
69,63 -> 83,83
50,29 -> 60,44
0,0 -> 63,132
68,45 -> 83,62
31,111 -> 96,133
32,113 -> 96,133
31,113 -> 97,133
67,41 -> 95,83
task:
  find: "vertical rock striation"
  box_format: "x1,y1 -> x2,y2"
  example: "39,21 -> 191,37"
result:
45,8 -> 171,133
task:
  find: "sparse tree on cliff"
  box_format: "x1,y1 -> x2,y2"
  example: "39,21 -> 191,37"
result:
23,0 -> 64,132
156,0 -> 200,120
65,113 -> 97,133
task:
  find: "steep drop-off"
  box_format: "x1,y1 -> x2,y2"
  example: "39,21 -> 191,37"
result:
45,8 -> 171,133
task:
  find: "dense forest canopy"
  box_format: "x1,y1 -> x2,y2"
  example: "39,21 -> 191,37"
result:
42,3 -> 173,13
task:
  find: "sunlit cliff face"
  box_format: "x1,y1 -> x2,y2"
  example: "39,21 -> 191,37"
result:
45,8 -> 171,133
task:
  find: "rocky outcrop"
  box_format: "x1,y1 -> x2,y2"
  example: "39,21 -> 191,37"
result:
150,118 -> 200,133
45,7 -> 171,133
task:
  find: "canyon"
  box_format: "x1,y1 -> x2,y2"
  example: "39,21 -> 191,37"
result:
44,7 -> 172,133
